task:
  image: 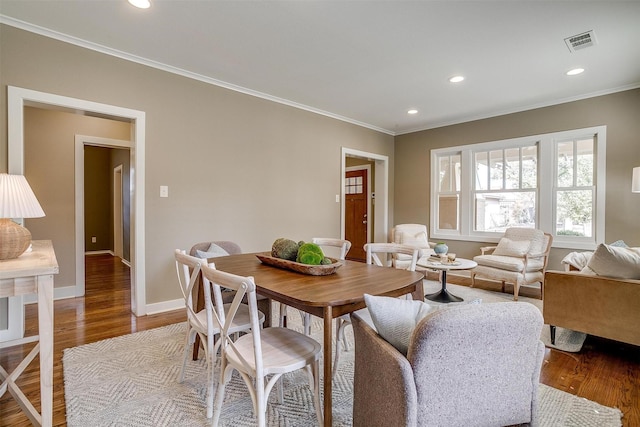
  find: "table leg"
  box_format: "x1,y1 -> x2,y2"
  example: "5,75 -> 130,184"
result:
425,270 -> 463,303
322,306 -> 333,427
411,278 -> 425,301
38,274 -> 54,427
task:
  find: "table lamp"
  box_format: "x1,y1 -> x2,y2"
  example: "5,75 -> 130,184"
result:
0,173 -> 46,260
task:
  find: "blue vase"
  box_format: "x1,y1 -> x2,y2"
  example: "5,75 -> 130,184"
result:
434,243 -> 448,255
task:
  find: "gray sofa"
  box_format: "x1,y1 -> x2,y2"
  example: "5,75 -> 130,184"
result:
351,302 -> 544,427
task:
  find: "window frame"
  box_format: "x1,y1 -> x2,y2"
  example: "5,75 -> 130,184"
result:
430,126 -> 606,250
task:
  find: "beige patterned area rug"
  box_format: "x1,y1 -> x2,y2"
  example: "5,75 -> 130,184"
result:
63,306 -> 620,426
423,281 -> 588,352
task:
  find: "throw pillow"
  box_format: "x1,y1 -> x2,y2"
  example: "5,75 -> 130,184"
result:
587,243 -> 640,279
400,231 -> 428,247
364,294 -> 482,355
493,237 -> 530,257
364,294 -> 436,355
195,242 -> 230,259
609,240 -> 628,248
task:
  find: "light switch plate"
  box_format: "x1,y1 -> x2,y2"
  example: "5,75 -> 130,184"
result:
160,185 -> 169,197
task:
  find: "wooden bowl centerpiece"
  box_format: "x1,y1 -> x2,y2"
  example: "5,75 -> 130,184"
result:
256,253 -> 343,276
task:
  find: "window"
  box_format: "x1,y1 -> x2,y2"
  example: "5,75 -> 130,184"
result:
473,145 -> 537,232
436,154 -> 460,230
555,137 -> 594,238
430,126 -> 606,249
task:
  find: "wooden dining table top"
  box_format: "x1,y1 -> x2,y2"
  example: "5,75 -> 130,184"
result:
209,251 -> 425,318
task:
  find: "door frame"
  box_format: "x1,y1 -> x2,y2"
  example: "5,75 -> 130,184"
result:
113,164 -> 124,260
8,86 -> 147,316
74,136 -> 131,297
341,147 -> 389,243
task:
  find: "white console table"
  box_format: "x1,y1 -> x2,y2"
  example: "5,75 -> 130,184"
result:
0,240 -> 58,427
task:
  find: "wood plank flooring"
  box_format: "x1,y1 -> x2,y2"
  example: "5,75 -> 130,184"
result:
1,255 -> 638,426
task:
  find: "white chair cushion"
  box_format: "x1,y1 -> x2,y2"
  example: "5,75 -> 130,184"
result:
587,243 -> 640,279
474,254 -> 544,272
196,242 -> 230,259
493,238 -> 530,257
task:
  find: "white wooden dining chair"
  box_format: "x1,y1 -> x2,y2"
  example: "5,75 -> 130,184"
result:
201,264 -> 324,427
279,238 -> 351,336
332,242 -> 420,378
174,249 -> 264,419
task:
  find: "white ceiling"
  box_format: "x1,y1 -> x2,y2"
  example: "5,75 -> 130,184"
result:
1,0 -> 639,135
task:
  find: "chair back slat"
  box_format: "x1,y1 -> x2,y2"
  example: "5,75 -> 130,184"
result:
364,242 -> 419,271
175,250 -> 207,330
200,263 -> 263,376
312,237 -> 352,260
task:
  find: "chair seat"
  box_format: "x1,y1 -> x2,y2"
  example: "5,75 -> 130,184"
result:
227,327 -> 321,376
474,254 -> 544,272
194,303 -> 265,335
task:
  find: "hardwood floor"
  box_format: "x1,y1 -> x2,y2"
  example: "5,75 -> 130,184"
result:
1,256 -> 638,426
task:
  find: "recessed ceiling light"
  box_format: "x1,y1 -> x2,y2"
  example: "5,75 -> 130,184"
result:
128,0 -> 150,9
566,68 -> 585,76
449,75 -> 465,83
407,109 -> 418,115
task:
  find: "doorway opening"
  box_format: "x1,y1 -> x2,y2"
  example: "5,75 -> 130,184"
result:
7,86 -> 147,318
341,147 -> 389,258
77,137 -> 132,297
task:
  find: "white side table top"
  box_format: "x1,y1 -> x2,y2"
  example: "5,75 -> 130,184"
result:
417,257 -> 477,271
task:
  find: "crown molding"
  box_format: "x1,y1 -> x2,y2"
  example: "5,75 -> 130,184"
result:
0,16 -> 395,136
397,83 -> 640,136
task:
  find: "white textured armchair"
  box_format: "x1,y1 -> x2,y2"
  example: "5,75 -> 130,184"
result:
471,227 -> 553,300
391,224 -> 436,269
351,302 -> 544,427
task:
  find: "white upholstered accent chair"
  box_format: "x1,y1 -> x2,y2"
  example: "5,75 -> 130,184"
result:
279,237 -> 351,336
174,250 -> 264,418
332,242 -> 420,378
201,264 -> 323,427
391,224 -> 436,269
470,228 -> 553,300
351,302 -> 545,427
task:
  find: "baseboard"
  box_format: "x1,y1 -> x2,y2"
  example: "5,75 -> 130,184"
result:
85,250 -> 114,256
145,298 -> 184,315
121,258 -> 131,267
23,285 -> 77,304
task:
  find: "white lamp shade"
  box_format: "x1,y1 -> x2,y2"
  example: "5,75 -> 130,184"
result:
633,167 -> 640,193
0,173 -> 46,218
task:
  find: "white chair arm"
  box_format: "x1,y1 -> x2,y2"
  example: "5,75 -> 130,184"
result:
480,245 -> 497,255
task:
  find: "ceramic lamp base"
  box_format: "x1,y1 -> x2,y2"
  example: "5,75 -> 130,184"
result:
0,218 -> 32,260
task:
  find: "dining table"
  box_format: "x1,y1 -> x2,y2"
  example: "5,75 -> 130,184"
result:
204,251 -> 425,427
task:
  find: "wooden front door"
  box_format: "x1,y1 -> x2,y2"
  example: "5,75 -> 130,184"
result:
345,169 -> 368,261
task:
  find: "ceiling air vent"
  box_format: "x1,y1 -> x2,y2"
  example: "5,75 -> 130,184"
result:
564,30 -> 597,52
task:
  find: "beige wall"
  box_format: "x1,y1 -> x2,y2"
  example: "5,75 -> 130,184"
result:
395,89 -> 640,270
85,146 -> 114,252
1,25 -> 395,304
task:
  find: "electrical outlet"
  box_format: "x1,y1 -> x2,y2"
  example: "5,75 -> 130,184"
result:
91,236 -> 97,243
